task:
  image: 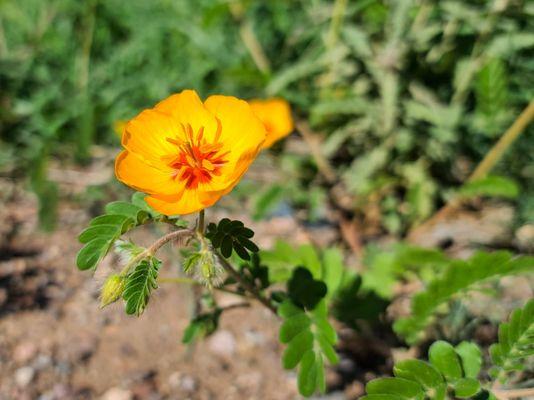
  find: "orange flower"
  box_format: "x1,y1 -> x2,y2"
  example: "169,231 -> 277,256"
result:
249,98 -> 294,148
115,90 -> 266,215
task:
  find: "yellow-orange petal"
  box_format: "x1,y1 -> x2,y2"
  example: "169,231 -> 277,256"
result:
249,98 -> 294,148
154,89 -> 218,139
204,95 -> 266,154
146,188 -> 218,216
115,150 -> 184,196
122,109 -> 182,169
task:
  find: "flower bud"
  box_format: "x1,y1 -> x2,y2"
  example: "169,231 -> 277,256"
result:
100,274 -> 125,308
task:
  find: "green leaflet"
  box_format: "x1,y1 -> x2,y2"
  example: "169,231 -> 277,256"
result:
490,298 -> 534,380
394,251 -> 534,344
206,218 -> 259,260
76,194 -> 178,272
278,299 -> 338,397
122,258 -> 161,316
365,340 -> 483,400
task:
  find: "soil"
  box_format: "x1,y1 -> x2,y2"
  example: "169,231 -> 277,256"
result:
0,157 -> 531,400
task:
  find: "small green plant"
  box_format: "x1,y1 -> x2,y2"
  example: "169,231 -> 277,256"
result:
362,300 -> 534,400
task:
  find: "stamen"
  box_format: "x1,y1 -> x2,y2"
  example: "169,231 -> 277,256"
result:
166,123 -> 230,189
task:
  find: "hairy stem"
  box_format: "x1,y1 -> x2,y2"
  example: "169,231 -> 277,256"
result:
215,251 -> 278,315
120,229 -> 194,275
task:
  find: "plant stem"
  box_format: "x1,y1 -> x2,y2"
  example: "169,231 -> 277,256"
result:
215,251 -> 278,315
158,276 -> 256,298
197,209 -> 205,234
468,100 -> 534,181
120,229 -> 194,275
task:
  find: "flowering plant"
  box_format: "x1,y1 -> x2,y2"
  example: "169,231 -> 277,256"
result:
77,90 -> 534,398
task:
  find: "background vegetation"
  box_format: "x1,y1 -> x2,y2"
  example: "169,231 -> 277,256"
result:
1,0 -> 533,399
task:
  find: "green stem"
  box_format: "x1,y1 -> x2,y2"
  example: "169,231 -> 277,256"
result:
197,209 -> 205,234
215,251 -> 278,315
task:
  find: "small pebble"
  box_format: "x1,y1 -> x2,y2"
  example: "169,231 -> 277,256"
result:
100,387 -> 132,400
14,366 -> 35,387
208,330 -> 236,357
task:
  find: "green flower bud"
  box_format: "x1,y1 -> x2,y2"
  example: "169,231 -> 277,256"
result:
100,274 -> 125,308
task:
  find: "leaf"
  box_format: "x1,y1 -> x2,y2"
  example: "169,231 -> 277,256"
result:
252,184 -> 285,220
454,378 -> 481,398
298,350 -> 318,397
393,360 -> 444,389
282,330 -> 314,369
122,258 -> 161,316
182,310 -> 221,344
76,238 -> 110,270
455,342 -> 482,379
366,377 -> 425,400
279,312 -> 311,343
321,248 -> 345,298
278,300 -> 338,397
287,267 -> 327,310
490,299 -> 534,380
206,218 -> 259,260
89,214 -> 132,229
105,201 -> 148,223
78,224 -> 120,243
429,341 -> 463,382
394,252 -> 534,344
459,176 -> 519,199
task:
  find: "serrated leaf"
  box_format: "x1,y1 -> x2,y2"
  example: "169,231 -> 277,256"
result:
366,377 -> 424,400
490,299 -> 534,379
394,252 -> 534,344
76,238 -> 110,270
454,378 -> 481,398
360,396 -> 406,400
429,341 -> 463,382
455,342 -> 482,378
123,258 -> 161,316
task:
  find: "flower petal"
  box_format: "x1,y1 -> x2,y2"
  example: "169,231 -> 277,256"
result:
115,150 -> 184,196
122,109 -> 182,169
146,188 -> 219,216
249,98 -> 294,148
155,89 -> 218,137
204,95 -> 266,152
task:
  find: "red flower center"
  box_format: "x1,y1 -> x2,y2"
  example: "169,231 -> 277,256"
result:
164,122 -> 229,189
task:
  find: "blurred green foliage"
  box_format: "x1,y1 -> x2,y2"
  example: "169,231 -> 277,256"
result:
1,0 -> 533,229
